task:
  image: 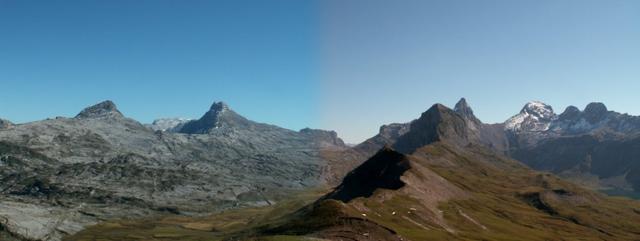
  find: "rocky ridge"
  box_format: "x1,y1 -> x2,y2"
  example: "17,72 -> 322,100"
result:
0,100 -> 346,241
251,106 -> 640,240
331,98 -> 640,196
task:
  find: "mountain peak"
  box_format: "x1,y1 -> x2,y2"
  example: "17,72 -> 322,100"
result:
521,101 -> 554,117
210,101 -> 229,112
177,101 -> 253,134
505,101 -> 556,132
393,103 -> 476,153
583,102 -> 608,124
454,97 -> 479,121
75,100 -> 124,119
558,105 -> 581,121
584,102 -> 607,114
454,98 -> 471,113
429,103 -> 450,113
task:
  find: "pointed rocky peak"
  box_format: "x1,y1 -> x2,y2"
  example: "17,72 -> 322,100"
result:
177,101 -> 253,134
75,100 -> 124,119
415,103 -> 453,121
209,101 -> 229,112
393,103 -> 474,153
558,106 -> 581,121
454,98 -> 472,116
326,146 -> 410,202
505,101 -> 556,132
583,102 -> 609,124
454,97 -> 481,123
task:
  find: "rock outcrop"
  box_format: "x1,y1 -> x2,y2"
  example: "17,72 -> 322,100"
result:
75,100 -> 123,119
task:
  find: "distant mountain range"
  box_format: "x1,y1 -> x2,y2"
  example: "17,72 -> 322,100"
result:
338,98 -> 640,195
239,100 -> 640,241
0,100 -> 346,241
504,101 -> 640,193
211,101 -> 640,240
2,98 -> 640,241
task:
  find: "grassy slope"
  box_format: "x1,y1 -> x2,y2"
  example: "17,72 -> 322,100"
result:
64,189 -> 327,241
254,143 -> 640,241
362,143 -> 640,240
66,143 -> 640,241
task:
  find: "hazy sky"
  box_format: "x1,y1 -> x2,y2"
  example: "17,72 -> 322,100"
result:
319,0 -> 640,142
1,1 -> 639,143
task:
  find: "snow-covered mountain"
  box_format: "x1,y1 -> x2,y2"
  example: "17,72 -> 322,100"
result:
504,101 -> 640,137
147,118 -> 192,132
504,101 -> 557,132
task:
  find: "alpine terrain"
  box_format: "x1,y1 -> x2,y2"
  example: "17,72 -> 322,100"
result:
64,99 -> 640,241
0,100 -> 347,241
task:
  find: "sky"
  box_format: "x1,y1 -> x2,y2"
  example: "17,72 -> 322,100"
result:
0,0 -> 319,130
1,0 -> 639,143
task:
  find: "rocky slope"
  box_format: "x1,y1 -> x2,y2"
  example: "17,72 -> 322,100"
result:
245,103 -> 640,240
61,99 -> 640,241
348,98 -> 508,158
504,101 -> 640,194
0,100 -> 346,241
351,98 -> 640,196
258,143 -> 640,240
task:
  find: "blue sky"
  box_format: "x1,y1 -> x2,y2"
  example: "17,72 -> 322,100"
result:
0,0 -> 319,130
320,0 -> 640,142
1,1 -> 639,143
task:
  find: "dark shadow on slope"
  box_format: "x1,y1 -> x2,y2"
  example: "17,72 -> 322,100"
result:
519,192 -> 559,216
325,146 -> 411,202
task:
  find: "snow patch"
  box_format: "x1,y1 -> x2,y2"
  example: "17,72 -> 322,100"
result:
147,118 -> 192,132
505,101 -> 556,132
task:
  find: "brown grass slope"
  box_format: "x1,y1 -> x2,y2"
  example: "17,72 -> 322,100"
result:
65,142 -> 640,241
252,142 -> 640,241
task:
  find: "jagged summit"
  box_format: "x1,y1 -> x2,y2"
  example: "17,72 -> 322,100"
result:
454,97 -> 482,124
520,101 -> 555,117
393,103 -> 474,153
558,106 -> 581,120
75,100 -> 124,119
454,98 -> 473,117
177,101 -> 253,134
505,101 -> 556,132
210,101 -> 229,112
